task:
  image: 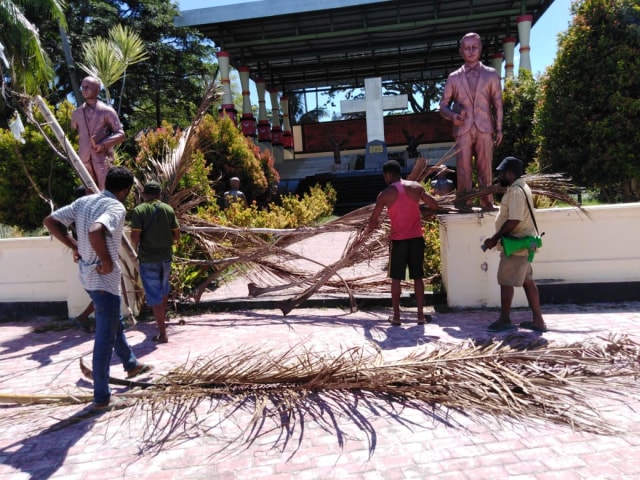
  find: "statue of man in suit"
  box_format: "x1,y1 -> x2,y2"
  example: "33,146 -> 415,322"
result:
440,32 -> 503,210
71,76 -> 126,191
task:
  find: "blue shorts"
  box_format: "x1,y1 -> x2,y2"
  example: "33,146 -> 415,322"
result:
139,260 -> 172,306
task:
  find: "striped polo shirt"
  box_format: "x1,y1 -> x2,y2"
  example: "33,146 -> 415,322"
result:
52,191 -> 125,295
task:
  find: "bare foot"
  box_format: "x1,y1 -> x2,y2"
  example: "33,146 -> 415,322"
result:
387,316 -> 401,326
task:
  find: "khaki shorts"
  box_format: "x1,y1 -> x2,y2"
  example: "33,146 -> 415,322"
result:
497,254 -> 533,287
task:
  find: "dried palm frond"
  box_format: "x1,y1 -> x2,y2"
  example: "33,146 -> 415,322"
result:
6,334 -> 636,454
443,173 -> 589,215
130,334 -> 640,453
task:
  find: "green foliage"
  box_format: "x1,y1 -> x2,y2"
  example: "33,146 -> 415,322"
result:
535,0 -> 640,202
0,101 -> 78,230
0,0 -> 66,96
197,183 -> 337,229
422,218 -> 441,281
494,70 -> 540,169
130,121 -> 215,201
168,184 -> 336,299
195,115 -> 280,206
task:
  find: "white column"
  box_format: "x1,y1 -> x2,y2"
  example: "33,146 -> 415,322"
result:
280,96 -> 294,158
502,37 -> 516,80
217,51 -> 237,123
269,89 -> 284,163
491,52 -> 504,79
238,66 -> 256,140
517,14 -> 533,73
256,78 -> 271,144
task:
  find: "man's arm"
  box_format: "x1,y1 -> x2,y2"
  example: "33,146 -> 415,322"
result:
420,189 -> 440,211
130,229 -> 141,250
483,219 -> 520,250
490,72 -> 504,146
172,228 -> 180,243
44,215 -> 78,252
365,192 -> 389,234
88,222 -> 114,274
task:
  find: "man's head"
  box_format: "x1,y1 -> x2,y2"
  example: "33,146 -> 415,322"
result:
143,181 -> 161,194
382,160 -> 402,184
460,32 -> 482,66
104,167 -> 134,201
80,76 -> 101,101
496,156 -> 524,187
229,177 -> 240,189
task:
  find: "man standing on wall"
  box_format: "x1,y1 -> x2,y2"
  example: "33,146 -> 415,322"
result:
482,156 -> 547,333
44,167 -> 152,412
366,160 -> 440,325
71,76 -> 126,190
130,181 -> 180,344
440,32 -> 503,210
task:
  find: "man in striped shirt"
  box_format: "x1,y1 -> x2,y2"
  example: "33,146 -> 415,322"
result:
44,167 -> 153,412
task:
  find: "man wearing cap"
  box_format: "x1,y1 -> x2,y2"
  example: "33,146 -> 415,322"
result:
224,177 -> 248,208
439,32 -> 503,210
482,157 -> 547,332
365,160 -> 440,326
130,181 -> 180,343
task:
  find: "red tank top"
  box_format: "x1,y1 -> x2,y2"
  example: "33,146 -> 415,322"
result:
388,181 -> 423,240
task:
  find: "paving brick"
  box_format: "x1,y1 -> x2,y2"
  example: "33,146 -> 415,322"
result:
2,266 -> 640,480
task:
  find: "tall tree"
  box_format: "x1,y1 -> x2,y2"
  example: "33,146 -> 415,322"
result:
535,0 -> 640,202
494,69 -> 540,170
0,0 -> 67,124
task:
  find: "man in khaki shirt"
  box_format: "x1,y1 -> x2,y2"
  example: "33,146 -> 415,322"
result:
482,157 -> 547,333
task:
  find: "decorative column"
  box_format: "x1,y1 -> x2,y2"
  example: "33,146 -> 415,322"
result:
238,66 -> 256,140
256,78 -> 271,145
269,88 -> 284,163
280,96 -> 294,159
517,14 -> 533,73
502,37 -> 516,80
217,51 -> 237,123
491,52 -> 504,80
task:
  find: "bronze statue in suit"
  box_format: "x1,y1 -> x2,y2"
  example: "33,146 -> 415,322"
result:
71,76 -> 126,191
440,32 -> 503,210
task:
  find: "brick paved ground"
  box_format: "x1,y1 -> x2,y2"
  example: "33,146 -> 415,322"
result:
1,232 -> 639,479
1,300 -> 639,480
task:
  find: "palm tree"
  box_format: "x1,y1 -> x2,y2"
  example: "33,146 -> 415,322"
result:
78,25 -> 148,112
0,0 -> 67,95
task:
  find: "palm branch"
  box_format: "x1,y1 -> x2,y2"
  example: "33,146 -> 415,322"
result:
3,335 -> 638,454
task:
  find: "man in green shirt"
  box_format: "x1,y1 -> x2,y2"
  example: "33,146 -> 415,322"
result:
130,181 -> 180,343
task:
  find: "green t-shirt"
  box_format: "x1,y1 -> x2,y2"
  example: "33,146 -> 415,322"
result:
130,200 -> 179,263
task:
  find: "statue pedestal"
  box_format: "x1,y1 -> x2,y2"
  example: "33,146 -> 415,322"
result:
364,139 -> 388,170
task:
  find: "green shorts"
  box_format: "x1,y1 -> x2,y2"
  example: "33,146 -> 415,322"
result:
389,237 -> 424,280
497,254 -> 533,287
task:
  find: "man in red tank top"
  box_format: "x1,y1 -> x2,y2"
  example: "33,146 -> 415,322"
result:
366,160 -> 440,325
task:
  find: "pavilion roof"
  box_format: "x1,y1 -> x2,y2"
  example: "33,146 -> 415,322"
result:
175,0 -> 555,93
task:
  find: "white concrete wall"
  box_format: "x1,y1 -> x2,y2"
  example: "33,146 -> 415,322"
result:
0,236 -> 139,317
439,203 -> 640,308
2,203 -> 638,314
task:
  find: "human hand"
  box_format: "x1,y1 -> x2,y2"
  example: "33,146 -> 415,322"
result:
482,237 -> 498,250
91,143 -> 105,154
95,258 -> 113,274
494,130 -> 503,146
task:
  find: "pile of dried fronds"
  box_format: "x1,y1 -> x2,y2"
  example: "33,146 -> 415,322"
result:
2,335 -> 638,452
